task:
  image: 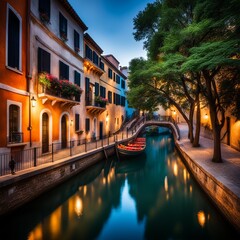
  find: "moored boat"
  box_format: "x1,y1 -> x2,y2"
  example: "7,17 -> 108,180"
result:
117,137 -> 146,156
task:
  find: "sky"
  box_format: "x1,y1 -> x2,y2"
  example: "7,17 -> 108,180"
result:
69,0 -> 155,67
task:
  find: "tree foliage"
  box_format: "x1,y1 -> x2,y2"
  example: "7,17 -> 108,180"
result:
129,0 -> 240,162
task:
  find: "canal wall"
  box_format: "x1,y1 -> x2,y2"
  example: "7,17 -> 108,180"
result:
175,142 -> 240,232
0,146 -> 115,215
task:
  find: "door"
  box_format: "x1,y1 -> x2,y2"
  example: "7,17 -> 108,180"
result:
99,121 -> 103,140
42,113 -> 49,153
61,115 -> 67,149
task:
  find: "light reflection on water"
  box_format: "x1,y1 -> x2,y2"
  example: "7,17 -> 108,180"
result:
0,130 -> 239,240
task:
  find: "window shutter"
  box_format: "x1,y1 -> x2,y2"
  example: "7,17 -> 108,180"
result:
8,9 -> 20,69
38,48 -> 50,73
59,61 -> 69,79
75,114 -> 80,131
85,77 -> 90,93
74,30 -> 80,49
95,82 -> 99,96
85,118 -> 90,132
74,71 -> 81,86
108,91 -> 112,104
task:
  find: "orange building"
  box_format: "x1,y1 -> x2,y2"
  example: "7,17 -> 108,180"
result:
0,0 -> 31,154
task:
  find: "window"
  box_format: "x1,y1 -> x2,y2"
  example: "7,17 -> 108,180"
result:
39,0 -> 50,23
121,96 -> 126,106
108,68 -> 112,79
9,104 -> 21,143
59,61 -> 69,79
85,77 -> 90,93
116,75 -> 120,84
93,51 -> 99,66
74,71 -> 81,101
85,118 -> 90,132
75,114 -> 80,131
85,45 -> 92,60
116,94 -> 120,105
100,60 -> 104,70
100,86 -> 106,98
59,12 -> 67,40
74,30 -> 80,52
121,79 -> 125,89
113,72 -> 116,82
113,93 -> 116,104
108,91 -> 112,104
95,82 -> 99,96
38,47 -> 50,73
7,5 -> 21,70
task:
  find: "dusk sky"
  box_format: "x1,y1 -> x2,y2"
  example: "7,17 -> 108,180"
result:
69,0 -> 155,67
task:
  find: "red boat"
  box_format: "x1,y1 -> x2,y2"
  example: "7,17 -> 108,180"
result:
117,138 -> 146,156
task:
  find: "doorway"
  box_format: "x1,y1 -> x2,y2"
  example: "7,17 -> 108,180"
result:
99,121 -> 103,140
61,115 -> 67,149
42,113 -> 49,153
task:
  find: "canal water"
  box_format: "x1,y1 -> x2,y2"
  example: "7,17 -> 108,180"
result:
1,129 -> 239,240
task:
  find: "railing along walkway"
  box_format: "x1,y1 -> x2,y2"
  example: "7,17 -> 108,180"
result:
0,116 -> 179,177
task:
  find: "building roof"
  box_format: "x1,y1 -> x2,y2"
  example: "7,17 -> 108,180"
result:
102,56 -> 127,80
59,0 -> 88,31
84,33 -> 103,54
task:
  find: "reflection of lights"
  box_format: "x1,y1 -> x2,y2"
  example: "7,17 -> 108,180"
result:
103,178 -> 106,185
204,113 -> 208,120
75,196 -> 83,217
29,224 -> 42,240
183,169 -> 187,183
98,197 -> 102,205
83,186 -> 87,196
197,211 -> 206,228
166,193 -> 169,200
173,162 -> 178,176
190,185 -> 192,193
167,159 -> 170,166
164,176 -> 168,192
50,207 -> 61,237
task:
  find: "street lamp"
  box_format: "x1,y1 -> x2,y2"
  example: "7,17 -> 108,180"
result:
31,96 -> 36,107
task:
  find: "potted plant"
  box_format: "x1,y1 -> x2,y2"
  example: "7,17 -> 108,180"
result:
39,11 -> 50,24
60,31 -> 68,42
38,72 -> 51,90
75,47 -> 80,53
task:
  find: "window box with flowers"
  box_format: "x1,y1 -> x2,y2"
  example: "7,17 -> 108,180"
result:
60,80 -> 83,100
39,11 -> 50,24
38,73 -> 82,100
60,31 -> 68,42
95,96 -> 108,107
75,47 -> 80,53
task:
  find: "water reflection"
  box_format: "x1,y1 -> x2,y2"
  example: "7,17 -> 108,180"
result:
0,130 -> 239,240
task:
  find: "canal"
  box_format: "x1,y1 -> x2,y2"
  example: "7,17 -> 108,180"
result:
0,128 -> 239,239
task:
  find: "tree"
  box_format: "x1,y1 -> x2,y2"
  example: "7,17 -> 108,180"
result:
131,0 -> 240,162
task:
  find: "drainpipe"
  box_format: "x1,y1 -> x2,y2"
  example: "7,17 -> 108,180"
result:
26,0 -> 32,147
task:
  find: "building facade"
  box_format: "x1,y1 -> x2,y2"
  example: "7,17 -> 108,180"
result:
0,0 -> 30,155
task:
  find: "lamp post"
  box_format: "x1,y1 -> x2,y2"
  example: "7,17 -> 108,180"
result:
28,95 -> 36,147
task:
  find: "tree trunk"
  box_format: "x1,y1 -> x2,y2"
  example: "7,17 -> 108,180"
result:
188,103 -> 195,143
193,97 -> 200,147
212,124 -> 222,162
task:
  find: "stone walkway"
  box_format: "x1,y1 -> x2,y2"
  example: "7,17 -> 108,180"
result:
177,123 -> 240,198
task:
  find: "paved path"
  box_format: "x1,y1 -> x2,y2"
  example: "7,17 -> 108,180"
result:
177,123 -> 240,198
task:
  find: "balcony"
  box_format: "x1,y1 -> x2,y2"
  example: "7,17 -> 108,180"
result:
7,132 -> 26,147
38,84 -> 81,108
84,59 -> 104,76
86,98 -> 106,115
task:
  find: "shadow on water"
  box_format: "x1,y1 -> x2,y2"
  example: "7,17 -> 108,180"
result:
0,128 -> 239,240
